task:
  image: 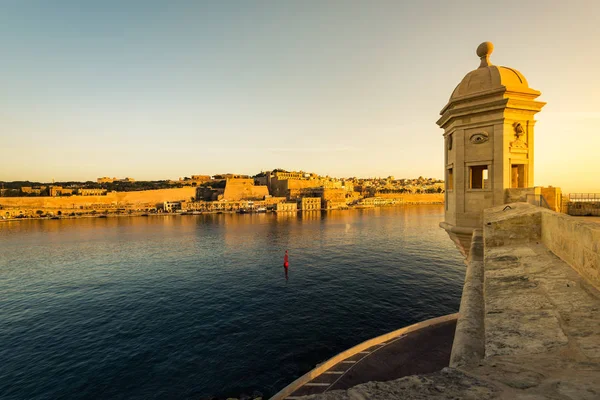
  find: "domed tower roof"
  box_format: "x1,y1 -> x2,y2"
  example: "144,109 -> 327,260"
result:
438,42 -> 543,126
449,42 -> 539,100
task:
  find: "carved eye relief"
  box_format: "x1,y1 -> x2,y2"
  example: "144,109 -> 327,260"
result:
469,132 -> 489,144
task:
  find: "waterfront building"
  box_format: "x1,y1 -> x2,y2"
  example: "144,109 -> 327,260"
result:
162,201 -> 182,213
275,202 -> 297,212
298,197 -> 321,211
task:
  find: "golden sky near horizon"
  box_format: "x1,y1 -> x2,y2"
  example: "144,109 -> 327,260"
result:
0,1 -> 598,193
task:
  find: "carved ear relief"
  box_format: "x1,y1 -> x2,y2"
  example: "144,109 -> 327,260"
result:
513,122 -> 524,138
469,132 -> 489,144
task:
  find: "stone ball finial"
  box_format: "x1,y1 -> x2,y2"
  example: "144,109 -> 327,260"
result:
476,41 -> 494,68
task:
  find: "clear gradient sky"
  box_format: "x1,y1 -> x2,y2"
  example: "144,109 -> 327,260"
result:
1,0 -> 598,192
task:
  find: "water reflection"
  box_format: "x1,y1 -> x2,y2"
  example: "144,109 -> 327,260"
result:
0,205 -> 465,400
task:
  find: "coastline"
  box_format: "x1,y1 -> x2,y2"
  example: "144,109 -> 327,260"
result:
0,201 -> 444,223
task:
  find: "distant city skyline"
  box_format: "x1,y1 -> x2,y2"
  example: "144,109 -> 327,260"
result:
0,168 -> 440,183
1,1 -> 599,193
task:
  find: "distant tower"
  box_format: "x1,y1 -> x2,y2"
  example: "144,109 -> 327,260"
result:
437,42 -> 545,253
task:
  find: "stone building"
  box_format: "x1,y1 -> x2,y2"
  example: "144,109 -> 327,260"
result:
275,202 -> 298,212
21,186 -> 45,195
49,186 -> 74,196
298,197 -> 321,211
77,188 -> 107,196
162,201 -> 182,213
437,42 -> 545,250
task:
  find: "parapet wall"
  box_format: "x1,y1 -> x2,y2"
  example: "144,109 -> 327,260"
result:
541,211 -> 600,289
504,187 -> 562,212
483,202 -> 600,291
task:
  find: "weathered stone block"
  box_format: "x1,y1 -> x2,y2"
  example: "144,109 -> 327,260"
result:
485,310 -> 568,357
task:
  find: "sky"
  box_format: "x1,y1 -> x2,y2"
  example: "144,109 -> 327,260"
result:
1,0 -> 598,192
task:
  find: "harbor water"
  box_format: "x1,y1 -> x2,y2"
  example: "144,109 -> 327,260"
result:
0,206 -> 464,399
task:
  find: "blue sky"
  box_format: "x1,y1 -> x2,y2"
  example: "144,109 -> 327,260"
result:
1,0 -> 599,192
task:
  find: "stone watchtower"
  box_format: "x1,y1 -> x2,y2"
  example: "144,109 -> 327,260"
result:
437,42 -> 545,253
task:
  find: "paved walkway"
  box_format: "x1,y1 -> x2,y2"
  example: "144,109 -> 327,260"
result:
283,319 -> 456,399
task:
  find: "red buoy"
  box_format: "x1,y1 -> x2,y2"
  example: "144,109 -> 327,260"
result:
283,250 -> 289,268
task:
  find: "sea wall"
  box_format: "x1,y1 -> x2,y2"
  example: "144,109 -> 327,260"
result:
541,211 -> 600,289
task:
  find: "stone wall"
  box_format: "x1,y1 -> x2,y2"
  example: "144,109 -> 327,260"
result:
541,211 -> 600,289
567,201 -> 600,216
540,186 -> 562,212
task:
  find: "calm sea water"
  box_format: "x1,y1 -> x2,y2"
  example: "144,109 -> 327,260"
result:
0,206 -> 464,399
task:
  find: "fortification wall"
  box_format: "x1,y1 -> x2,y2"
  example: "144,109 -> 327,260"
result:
0,187 -> 196,212
222,179 -> 269,201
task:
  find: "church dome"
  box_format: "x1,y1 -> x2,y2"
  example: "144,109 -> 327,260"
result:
449,42 -> 534,101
